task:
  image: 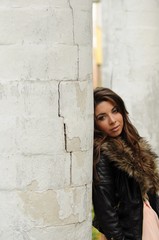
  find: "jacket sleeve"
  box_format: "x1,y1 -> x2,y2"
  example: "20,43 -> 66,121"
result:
148,192 -> 159,218
93,155 -> 125,240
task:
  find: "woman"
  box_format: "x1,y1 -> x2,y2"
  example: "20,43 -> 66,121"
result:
93,87 -> 159,240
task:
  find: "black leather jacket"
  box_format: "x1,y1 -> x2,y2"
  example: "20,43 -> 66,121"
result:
93,154 -> 159,240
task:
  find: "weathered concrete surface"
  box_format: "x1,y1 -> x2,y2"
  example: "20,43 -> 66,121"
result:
0,0 -> 93,239
102,0 -> 159,153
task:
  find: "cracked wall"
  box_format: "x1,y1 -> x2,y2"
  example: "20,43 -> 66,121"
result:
0,0 -> 93,239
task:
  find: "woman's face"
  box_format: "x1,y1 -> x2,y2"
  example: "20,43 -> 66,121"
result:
95,100 -> 124,137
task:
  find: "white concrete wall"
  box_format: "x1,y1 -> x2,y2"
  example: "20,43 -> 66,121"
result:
101,0 -> 159,153
0,1 -> 93,239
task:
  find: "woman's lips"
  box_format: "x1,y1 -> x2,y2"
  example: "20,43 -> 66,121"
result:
111,126 -> 120,132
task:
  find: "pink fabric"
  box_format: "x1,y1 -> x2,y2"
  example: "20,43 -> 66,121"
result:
142,200 -> 159,240
100,200 -> 159,240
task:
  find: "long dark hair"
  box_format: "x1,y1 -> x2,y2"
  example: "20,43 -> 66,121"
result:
93,87 -> 141,182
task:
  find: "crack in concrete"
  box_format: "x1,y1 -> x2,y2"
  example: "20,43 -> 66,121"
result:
67,0 -> 75,44
63,123 -> 67,151
70,152 -> 72,185
57,81 -> 61,118
58,81 -> 72,184
68,0 -> 79,80
58,81 -> 68,152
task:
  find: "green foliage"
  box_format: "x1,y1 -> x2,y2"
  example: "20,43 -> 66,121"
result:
92,207 -> 100,240
92,226 -> 100,240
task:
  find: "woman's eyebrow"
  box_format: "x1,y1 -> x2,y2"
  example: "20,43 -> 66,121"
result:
96,112 -> 106,118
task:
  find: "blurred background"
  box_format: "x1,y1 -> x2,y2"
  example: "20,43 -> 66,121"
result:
92,0 -> 159,164
92,0 -> 159,239
93,0 -> 102,89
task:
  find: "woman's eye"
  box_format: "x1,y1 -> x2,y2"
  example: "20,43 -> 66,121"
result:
97,115 -> 106,121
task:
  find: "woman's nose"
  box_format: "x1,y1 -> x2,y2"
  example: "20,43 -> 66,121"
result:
108,115 -> 116,124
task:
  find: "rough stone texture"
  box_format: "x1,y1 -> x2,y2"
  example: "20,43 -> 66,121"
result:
101,0 -> 159,153
0,1 -> 93,239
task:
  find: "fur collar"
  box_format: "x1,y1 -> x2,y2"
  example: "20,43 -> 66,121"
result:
101,137 -> 159,196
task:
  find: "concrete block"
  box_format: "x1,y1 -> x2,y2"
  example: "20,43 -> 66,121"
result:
0,8 -> 73,45
0,116 -> 18,154
23,216 -> 92,240
47,45 -> 78,81
16,153 -> 71,190
59,80 -> 93,152
17,186 -> 89,226
71,151 -> 92,186
56,186 -> 88,224
70,0 -> 92,11
0,45 -> 78,81
19,189 -> 62,226
0,45 -> 49,81
86,183 -> 93,216
16,116 -> 65,155
0,0 -> 69,8
0,81 -> 58,118
0,154 -> 17,189
0,191 -> 30,234
0,230 -> 26,240
74,10 -> 92,45
75,213 -> 92,240
0,190 -> 90,239
0,81 -> 63,156
79,45 -> 92,81
26,224 -> 76,240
